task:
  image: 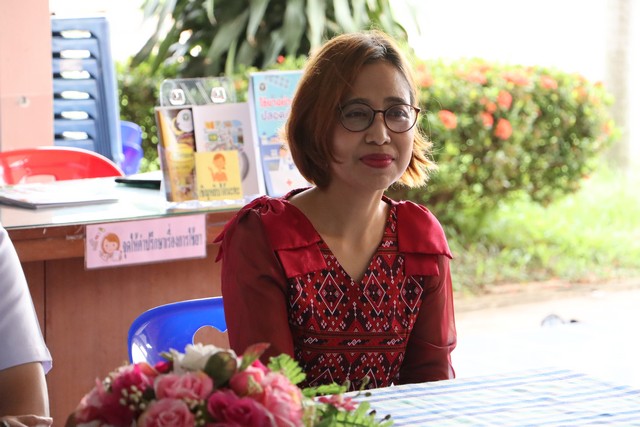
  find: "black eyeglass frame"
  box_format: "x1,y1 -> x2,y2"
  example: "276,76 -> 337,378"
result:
338,102 -> 421,133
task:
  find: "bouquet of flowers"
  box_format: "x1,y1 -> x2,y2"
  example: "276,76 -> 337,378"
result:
69,343 -> 392,427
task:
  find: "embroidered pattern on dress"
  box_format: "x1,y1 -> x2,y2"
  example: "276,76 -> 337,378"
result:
286,206 -> 426,390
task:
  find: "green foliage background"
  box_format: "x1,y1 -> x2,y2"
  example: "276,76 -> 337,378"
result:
116,2 -> 636,293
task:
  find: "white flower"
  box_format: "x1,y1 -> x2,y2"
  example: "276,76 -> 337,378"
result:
177,343 -> 237,372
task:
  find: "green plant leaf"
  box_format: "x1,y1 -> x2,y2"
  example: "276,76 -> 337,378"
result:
204,0 -> 216,24
247,0 -> 271,45
206,9 -> 250,69
306,0 -> 327,49
333,0 -> 356,32
261,29 -> 286,68
282,0 -> 306,55
267,353 -> 306,385
238,342 -> 270,370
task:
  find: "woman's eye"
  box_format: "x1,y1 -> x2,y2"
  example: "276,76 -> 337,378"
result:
387,106 -> 410,119
346,110 -> 368,118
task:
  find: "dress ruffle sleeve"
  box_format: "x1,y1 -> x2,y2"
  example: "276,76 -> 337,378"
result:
395,200 -> 457,383
214,195 -> 325,362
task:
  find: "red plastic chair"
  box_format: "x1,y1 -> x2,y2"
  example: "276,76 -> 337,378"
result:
0,146 -> 124,185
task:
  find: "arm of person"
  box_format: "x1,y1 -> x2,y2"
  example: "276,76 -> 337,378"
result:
219,210 -> 294,363
0,362 -> 52,424
398,254 -> 457,383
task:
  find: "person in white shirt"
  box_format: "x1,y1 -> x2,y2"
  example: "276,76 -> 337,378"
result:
0,224 -> 53,426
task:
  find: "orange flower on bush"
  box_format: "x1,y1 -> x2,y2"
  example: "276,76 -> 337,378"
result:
494,118 -> 513,140
438,110 -> 458,129
497,90 -> 513,109
480,112 -> 494,128
502,71 -> 530,86
480,97 -> 497,113
417,72 -> 434,88
540,75 -> 558,89
462,70 -> 487,85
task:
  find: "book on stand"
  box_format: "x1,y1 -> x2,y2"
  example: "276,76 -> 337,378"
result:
191,102 -> 265,201
247,70 -> 309,197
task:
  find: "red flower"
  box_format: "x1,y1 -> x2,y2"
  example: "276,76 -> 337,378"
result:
417,71 -> 434,88
502,71 -> 530,86
318,394 -> 358,411
463,70 -> 487,85
480,112 -> 494,128
540,75 -> 558,89
277,55 -> 285,64
207,390 -> 273,427
494,118 -> 513,140
497,90 -> 513,109
438,110 -> 458,129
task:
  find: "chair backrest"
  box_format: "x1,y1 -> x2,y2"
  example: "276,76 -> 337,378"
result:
51,16 -> 123,164
120,120 -> 144,175
0,146 -> 124,185
128,297 -> 227,365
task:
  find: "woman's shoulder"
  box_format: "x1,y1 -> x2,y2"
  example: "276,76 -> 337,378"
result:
215,191 -> 320,254
388,198 -> 452,258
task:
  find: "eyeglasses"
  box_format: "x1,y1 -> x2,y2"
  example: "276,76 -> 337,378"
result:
339,102 -> 421,133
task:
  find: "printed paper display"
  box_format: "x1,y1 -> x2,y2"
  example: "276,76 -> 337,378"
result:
248,70 -> 309,196
155,106 -> 196,202
191,103 -> 265,198
194,150 -> 243,201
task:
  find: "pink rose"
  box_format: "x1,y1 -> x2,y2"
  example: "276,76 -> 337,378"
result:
138,398 -> 194,427
229,361 -> 267,398
155,371 -> 213,400
317,394 -> 357,411
110,363 -> 156,397
75,378 -> 135,426
259,373 -> 303,427
207,390 -> 273,427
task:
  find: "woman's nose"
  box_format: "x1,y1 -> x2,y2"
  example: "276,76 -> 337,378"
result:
365,112 -> 391,144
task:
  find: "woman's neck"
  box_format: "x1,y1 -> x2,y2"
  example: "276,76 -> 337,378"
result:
289,186 -> 388,239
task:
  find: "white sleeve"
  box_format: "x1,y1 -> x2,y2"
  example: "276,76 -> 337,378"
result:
0,224 -> 52,373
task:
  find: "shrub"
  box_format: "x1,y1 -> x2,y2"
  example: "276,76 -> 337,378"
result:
119,55 -> 619,220
388,58 -> 620,232
117,59 -> 178,172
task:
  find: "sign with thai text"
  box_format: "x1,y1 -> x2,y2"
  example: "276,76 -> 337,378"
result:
85,215 -> 207,269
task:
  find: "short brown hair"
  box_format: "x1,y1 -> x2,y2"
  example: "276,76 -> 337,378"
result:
284,30 -> 435,189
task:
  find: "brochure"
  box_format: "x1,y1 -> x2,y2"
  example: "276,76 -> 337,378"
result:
247,70 -> 309,196
191,102 -> 265,199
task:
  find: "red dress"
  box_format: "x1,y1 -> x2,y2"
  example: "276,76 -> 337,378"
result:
215,190 -> 456,389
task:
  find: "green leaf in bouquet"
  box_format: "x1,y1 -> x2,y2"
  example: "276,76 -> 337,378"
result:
302,382 -> 347,398
204,351 -> 238,388
267,353 -> 307,385
238,342 -> 271,370
333,401 -> 394,427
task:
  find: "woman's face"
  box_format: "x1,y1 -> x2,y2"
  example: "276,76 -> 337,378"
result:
329,61 -> 414,192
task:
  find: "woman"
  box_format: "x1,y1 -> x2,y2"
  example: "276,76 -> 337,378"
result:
216,30 -> 456,390
0,224 -> 53,426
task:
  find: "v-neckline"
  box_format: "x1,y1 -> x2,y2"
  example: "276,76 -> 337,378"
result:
286,200 -> 394,284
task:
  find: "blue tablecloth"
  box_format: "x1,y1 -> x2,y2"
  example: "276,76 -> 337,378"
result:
356,368 -> 640,426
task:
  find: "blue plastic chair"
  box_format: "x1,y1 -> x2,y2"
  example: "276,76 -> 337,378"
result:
127,297 -> 227,365
120,120 -> 143,175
